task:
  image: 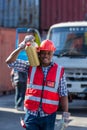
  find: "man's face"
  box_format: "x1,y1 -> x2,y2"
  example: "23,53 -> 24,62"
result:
39,50 -> 54,67
72,37 -> 83,50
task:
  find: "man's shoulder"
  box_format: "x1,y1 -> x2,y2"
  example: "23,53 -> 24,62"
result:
53,62 -> 64,69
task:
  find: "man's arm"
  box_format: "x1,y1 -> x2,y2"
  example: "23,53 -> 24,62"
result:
5,47 -> 22,64
59,70 -> 70,127
5,35 -> 35,64
60,96 -> 68,112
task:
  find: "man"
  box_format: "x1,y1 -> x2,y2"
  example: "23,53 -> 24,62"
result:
10,68 -> 27,110
6,39 -> 70,130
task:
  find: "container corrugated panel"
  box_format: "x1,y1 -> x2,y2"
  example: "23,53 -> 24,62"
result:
0,27 -> 16,92
40,0 -> 87,31
0,0 -> 39,28
0,0 -> 4,25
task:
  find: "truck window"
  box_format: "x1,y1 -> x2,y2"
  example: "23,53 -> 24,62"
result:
48,27 -> 87,57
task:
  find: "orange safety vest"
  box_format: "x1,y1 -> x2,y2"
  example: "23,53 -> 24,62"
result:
24,63 -> 64,114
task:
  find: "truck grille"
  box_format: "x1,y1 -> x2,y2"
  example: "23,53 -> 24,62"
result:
65,69 -> 87,81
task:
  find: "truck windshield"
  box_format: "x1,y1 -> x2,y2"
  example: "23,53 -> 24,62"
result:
49,27 -> 87,57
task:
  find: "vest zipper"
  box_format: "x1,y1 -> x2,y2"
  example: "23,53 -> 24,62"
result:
39,79 -> 45,108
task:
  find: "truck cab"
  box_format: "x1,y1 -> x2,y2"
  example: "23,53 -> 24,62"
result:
47,21 -> 87,101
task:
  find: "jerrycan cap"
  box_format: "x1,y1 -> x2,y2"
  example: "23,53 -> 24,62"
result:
26,42 -> 31,46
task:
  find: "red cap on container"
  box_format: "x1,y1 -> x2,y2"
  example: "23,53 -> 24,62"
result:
26,42 -> 31,46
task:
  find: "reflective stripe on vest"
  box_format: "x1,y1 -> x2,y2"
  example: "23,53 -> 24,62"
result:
25,95 -> 59,105
29,67 -> 36,85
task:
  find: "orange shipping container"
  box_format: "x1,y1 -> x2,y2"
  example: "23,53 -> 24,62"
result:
0,27 -> 16,93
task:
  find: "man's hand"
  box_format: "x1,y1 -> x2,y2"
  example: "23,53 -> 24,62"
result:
24,35 -> 35,43
62,112 -> 70,128
18,35 -> 35,49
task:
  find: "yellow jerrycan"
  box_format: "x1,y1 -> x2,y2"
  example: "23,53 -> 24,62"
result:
25,41 -> 40,66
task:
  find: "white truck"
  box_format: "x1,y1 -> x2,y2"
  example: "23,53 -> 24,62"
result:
47,21 -> 87,101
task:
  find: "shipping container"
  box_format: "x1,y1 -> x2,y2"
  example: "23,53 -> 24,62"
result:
1,0 -> 87,32
0,0 -> 40,28
40,0 -> 87,31
0,28 -> 16,93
